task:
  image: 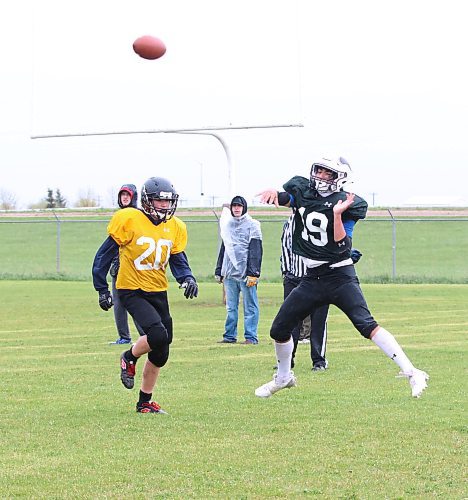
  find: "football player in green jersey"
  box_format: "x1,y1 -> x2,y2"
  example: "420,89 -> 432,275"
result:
255,156 -> 429,399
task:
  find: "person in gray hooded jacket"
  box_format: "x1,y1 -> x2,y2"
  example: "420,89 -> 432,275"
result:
108,184 -> 145,344
215,196 -> 263,344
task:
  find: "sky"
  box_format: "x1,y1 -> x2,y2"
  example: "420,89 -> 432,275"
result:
1,0 -> 468,209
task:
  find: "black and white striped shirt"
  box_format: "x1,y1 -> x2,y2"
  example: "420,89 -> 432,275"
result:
280,214 -> 308,278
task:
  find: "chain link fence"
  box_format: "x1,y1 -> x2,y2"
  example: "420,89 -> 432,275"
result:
1,214 -> 467,283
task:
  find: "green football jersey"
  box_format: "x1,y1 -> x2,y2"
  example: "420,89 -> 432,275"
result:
283,176 -> 368,263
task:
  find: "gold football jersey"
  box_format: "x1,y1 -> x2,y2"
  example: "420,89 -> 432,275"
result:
108,208 -> 188,292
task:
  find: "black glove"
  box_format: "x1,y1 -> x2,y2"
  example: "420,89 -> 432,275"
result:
180,278 -> 198,299
350,248 -> 362,264
109,260 -> 119,278
98,290 -> 113,311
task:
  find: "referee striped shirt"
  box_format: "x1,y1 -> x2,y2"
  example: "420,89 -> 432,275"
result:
280,214 -> 308,278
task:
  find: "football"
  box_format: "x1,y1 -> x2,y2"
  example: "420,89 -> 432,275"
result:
132,35 -> 166,60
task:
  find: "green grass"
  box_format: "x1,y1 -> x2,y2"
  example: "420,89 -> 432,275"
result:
1,215 -> 467,282
1,281 -> 466,498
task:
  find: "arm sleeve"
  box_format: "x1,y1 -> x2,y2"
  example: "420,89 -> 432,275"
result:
92,236 -> 119,292
169,251 -> 196,284
214,242 -> 225,276
246,238 -> 263,277
343,219 -> 356,238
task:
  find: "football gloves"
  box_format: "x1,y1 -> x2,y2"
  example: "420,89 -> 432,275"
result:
180,278 -> 198,299
245,276 -> 259,287
109,260 -> 119,278
98,290 -> 113,311
214,275 -> 223,284
350,248 -> 362,264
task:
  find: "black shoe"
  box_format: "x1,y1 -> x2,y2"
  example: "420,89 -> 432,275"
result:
312,361 -> 328,371
120,352 -> 136,389
217,339 -> 237,343
136,401 -> 167,414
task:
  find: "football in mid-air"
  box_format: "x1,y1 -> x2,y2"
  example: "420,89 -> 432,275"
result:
133,35 -> 166,60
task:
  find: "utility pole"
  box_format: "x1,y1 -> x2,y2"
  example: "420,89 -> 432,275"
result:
200,162 -> 204,196
199,162 -> 205,207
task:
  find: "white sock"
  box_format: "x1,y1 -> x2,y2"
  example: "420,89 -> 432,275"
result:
275,338 -> 294,381
371,327 -> 414,373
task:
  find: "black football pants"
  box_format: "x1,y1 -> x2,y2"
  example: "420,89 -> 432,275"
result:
119,289 -> 173,367
272,265 -> 378,342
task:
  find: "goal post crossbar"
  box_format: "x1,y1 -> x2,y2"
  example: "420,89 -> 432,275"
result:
30,123 -> 303,140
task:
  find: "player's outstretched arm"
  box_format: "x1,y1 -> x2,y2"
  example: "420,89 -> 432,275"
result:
256,189 -> 290,207
256,189 -> 278,206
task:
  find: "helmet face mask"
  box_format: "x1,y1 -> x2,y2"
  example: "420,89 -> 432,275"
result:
310,156 -> 352,193
141,177 -> 179,223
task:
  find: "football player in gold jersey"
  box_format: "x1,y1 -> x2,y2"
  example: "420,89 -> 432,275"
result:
92,177 -> 198,414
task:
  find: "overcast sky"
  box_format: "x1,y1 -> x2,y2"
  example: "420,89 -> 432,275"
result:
1,0 -> 467,209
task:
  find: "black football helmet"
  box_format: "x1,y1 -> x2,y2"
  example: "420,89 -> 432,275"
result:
141,177 -> 178,223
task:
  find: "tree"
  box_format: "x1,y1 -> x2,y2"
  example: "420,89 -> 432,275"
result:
45,188 -> 56,209
55,189 -> 67,208
0,189 -> 17,210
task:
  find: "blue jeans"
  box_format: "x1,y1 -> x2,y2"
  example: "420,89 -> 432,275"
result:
223,278 -> 259,343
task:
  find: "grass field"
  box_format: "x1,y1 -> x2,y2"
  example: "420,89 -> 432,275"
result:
1,281 -> 466,498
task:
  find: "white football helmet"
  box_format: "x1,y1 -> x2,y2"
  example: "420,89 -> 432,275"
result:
310,156 -> 352,193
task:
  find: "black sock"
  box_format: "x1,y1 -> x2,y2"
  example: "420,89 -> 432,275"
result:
124,349 -> 138,364
139,390 -> 152,404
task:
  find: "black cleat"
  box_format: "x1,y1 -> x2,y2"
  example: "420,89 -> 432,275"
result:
120,352 -> 136,389
312,361 -> 328,371
136,401 -> 168,414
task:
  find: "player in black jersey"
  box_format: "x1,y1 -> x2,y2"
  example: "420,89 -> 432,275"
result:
255,156 -> 429,399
